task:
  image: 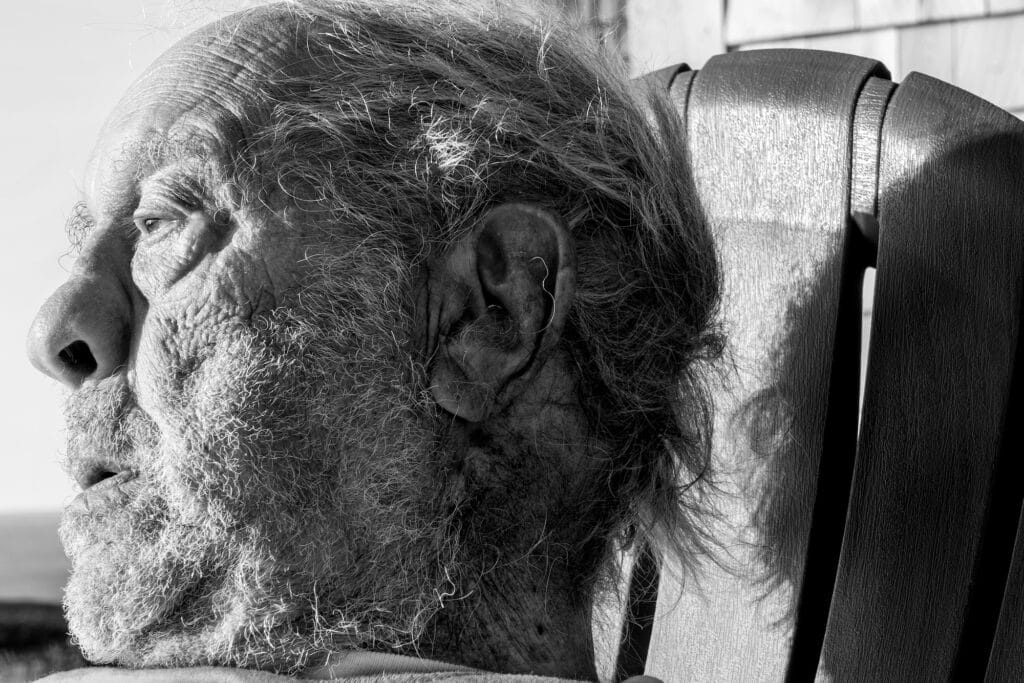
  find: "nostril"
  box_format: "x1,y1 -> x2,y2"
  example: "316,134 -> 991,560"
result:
57,340 -> 98,377
28,271 -> 134,387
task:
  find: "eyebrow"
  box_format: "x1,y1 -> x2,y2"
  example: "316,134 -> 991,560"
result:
137,168 -> 210,211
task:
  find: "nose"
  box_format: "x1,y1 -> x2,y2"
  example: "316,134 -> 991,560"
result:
27,272 -> 132,388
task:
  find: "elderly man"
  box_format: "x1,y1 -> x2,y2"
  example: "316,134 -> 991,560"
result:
26,0 -> 721,680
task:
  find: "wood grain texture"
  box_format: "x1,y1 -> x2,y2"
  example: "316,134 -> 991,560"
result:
625,0 -> 723,75
987,495 -> 1024,680
645,49 -> 886,682
725,0 -> 856,46
953,14 -> 1024,112
802,30 -> 899,79
821,73 -> 1024,681
898,23 -> 954,83
851,77 -> 896,217
592,548 -> 635,683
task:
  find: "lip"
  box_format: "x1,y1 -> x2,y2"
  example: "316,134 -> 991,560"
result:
74,459 -> 125,490
68,470 -> 142,514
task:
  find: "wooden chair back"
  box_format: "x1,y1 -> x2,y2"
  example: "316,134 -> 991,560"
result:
621,49 -> 1024,682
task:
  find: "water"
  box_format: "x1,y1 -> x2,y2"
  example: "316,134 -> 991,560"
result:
0,512 -> 67,604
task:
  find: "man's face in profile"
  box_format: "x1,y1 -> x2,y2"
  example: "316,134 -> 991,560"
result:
25,1 -> 721,677
29,9 -> 460,669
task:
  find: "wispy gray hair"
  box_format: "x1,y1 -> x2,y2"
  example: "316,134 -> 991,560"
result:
234,0 -> 723,575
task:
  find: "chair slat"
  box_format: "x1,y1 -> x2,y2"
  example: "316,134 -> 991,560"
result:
821,72 -> 1024,681
646,50 -> 885,681
987,481 -> 1024,680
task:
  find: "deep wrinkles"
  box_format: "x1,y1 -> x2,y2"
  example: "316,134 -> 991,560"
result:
60,242 -> 461,673
61,0 -> 726,672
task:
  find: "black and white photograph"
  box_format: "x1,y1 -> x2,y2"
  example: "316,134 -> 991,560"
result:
2,1 -> 1023,681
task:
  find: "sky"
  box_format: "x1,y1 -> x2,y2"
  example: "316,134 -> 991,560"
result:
0,1 -> 259,513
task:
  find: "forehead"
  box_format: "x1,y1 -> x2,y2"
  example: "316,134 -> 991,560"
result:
84,6 -> 307,218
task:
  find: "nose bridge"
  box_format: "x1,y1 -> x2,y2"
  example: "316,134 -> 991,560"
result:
74,218 -> 134,281
27,222 -> 135,388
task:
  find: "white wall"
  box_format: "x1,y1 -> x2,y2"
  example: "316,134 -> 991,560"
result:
1,1 -> 259,513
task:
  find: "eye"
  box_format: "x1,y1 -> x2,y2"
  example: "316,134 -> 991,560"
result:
132,214 -> 180,237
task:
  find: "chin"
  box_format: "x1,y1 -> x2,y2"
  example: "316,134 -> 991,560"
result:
60,469 -> 225,667
59,306 -> 460,672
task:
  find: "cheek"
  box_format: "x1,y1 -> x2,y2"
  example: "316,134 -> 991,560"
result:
129,314 -> 254,518
131,254 -> 261,417
136,321 -> 326,524
132,312 -> 219,421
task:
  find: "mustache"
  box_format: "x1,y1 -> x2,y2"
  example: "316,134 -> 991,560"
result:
62,378 -> 158,487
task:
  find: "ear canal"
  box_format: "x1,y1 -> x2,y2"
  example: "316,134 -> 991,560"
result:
428,202 -> 576,421
475,208 -> 561,354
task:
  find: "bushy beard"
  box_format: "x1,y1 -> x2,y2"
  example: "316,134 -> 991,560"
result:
60,253 -> 460,673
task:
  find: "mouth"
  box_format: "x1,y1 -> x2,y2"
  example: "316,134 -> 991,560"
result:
74,458 -> 132,490
82,466 -> 120,489
69,465 -> 141,514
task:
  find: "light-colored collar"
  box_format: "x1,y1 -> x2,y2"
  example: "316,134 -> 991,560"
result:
301,651 -> 476,679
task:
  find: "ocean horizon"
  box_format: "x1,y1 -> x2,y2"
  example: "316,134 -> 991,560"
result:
0,511 -> 67,604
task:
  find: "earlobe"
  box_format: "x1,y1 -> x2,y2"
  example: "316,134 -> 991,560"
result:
428,202 -> 576,422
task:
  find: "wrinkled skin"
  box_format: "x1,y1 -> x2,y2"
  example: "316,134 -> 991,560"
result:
27,8 -> 596,679
33,12 -> 453,670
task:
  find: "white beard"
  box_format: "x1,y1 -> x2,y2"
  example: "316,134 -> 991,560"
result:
60,255 -> 461,672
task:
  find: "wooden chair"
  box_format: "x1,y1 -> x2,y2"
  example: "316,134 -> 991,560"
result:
612,49 -> 1024,682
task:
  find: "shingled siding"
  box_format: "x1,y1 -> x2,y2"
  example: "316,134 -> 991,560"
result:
557,0 -> 1024,327
736,15 -> 1024,120
614,0 -> 1024,118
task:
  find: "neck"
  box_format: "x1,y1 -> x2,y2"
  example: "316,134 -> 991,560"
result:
417,546 -> 599,679
412,353 -> 605,679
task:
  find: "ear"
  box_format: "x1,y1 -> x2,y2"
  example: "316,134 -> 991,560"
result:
427,202 -> 576,422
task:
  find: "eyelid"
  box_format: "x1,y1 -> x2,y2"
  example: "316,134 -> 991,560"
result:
134,196 -> 191,216
131,199 -> 191,236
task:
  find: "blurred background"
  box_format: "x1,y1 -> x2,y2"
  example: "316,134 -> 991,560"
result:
2,0 -> 1023,679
